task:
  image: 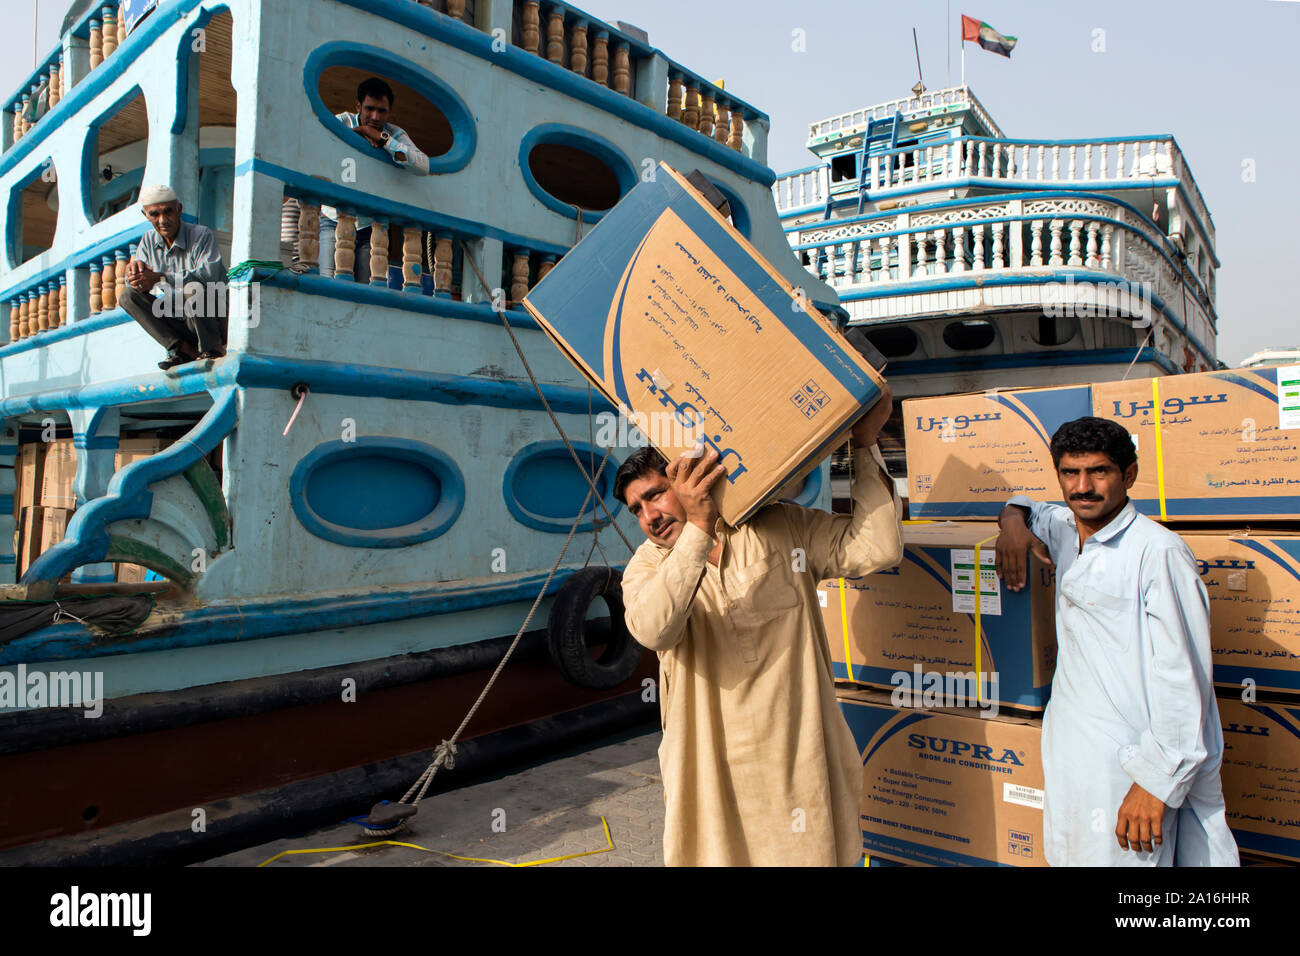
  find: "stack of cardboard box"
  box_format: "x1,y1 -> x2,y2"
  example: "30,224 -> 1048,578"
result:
113,437 -> 168,584
840,366 -> 1299,865
13,438 -> 78,579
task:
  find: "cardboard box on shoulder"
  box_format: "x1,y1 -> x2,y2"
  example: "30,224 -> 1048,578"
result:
522,162 -> 886,526
1178,530 -> 1300,696
1092,365 -> 1300,521
1217,694 -> 1300,863
837,688 -> 1047,866
820,521 -> 1056,711
902,385 -> 1092,519
39,439 -> 77,509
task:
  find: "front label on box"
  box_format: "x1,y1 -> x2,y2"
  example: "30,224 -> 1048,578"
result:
1003,782 -> 1044,809
951,549 -> 1001,616
1279,364 -> 1300,429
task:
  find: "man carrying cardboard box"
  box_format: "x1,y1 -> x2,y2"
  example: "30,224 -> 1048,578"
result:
994,416 -> 1238,867
616,387 -> 902,866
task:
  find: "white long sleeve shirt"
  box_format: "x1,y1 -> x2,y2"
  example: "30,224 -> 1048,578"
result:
322,112 -> 429,228
1008,494 -> 1239,866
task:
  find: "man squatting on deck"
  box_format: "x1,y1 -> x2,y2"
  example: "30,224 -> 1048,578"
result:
995,416 -> 1238,866
616,386 -> 901,866
119,184 -> 228,370
320,77 -> 430,282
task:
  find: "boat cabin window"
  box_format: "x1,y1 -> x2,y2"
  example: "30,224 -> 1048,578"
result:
317,67 -> 456,159
87,90 -> 149,224
865,326 -> 920,359
527,143 -> 622,212
942,319 -> 997,351
830,153 -> 857,183
11,162 -> 58,266
1032,315 -> 1079,347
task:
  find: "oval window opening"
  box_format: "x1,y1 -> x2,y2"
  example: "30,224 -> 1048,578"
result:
305,455 -> 441,530
317,66 -> 454,159
13,161 -> 58,266
527,143 -> 621,212
505,443 -> 619,533
1032,314 -> 1078,347
89,90 -> 149,224
943,319 -> 997,351
866,326 -> 920,359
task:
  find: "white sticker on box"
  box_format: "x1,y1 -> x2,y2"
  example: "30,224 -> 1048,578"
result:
951,549 -> 1002,616
1003,782 -> 1044,809
651,368 -> 673,391
818,589 -> 828,608
1278,364 -> 1300,430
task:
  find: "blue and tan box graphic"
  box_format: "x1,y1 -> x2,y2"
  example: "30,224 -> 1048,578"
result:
522,163 -> 886,526
1092,366 -> 1300,521
1217,695 -> 1300,863
1180,530 -> 1300,696
820,521 -> 1056,711
837,689 -> 1046,867
902,385 -> 1092,519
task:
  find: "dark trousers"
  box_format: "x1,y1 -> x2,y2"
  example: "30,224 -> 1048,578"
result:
120,285 -> 227,354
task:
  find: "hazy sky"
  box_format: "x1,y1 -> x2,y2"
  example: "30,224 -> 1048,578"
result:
4,0 -> 1296,365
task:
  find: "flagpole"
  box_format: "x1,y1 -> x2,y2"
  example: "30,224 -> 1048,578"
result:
961,41 -> 965,88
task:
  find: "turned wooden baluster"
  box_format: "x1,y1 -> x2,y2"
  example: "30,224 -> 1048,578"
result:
972,225 -> 985,272
611,43 -> 629,94
682,83 -> 700,130
510,253 -> 530,303
433,235 -> 453,295
402,228 -> 422,292
666,73 -> 683,121
1048,220 -> 1064,266
12,100 -> 23,141
89,18 -> 103,69
48,65 -> 60,110
1030,220 -> 1044,267
1085,222 -> 1100,269
570,21 -> 588,75
102,7 -> 118,59
591,31 -> 609,85
334,212 -> 356,280
8,299 -> 18,341
101,255 -> 117,311
1067,220 -> 1084,266
952,226 -> 966,273
89,264 -> 102,314
698,92 -> 715,138
446,0 -> 467,21
991,223 -> 1004,270
114,249 -> 128,304
18,293 -> 31,338
58,276 -> 67,326
297,201 -> 320,272
545,7 -> 564,63
912,234 -> 926,278
522,1 -> 541,54
713,101 -> 730,145
1100,225 -> 1114,271
727,110 -> 744,151
37,284 -> 49,332
537,255 -> 557,282
369,222 -> 388,286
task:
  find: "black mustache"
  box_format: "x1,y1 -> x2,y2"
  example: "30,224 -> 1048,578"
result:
1070,494 -> 1104,501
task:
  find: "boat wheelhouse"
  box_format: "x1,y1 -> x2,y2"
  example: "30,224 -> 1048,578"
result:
772,86 -> 1220,404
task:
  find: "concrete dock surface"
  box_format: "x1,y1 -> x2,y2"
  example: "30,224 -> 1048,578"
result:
201,727 -> 666,867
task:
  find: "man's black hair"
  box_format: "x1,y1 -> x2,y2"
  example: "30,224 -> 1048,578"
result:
614,446 -> 668,505
1049,416 -> 1138,471
357,77 -> 395,107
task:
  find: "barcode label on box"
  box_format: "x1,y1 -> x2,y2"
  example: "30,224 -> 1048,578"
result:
1003,783 -> 1044,809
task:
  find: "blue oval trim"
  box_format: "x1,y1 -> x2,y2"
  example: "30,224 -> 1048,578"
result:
503,440 -> 622,533
290,437 -> 465,548
303,41 -> 477,176
518,123 -> 638,223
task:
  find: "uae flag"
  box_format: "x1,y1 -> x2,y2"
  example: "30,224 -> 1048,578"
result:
961,15 -> 1017,58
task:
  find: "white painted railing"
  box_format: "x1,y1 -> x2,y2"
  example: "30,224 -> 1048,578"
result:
790,195 -> 1216,357
773,134 -> 1213,245
807,86 -> 1005,142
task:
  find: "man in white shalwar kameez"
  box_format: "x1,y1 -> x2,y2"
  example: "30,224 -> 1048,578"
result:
996,416 -> 1238,866
617,390 -> 902,866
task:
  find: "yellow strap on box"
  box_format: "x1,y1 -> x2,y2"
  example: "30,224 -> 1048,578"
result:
839,577 -> 853,681
1152,377 -> 1167,521
971,533 -> 999,705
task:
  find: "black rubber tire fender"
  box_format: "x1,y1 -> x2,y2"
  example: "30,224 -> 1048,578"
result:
546,566 -> 642,690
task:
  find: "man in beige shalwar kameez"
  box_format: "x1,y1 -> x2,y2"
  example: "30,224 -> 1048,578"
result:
617,391 -> 902,866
